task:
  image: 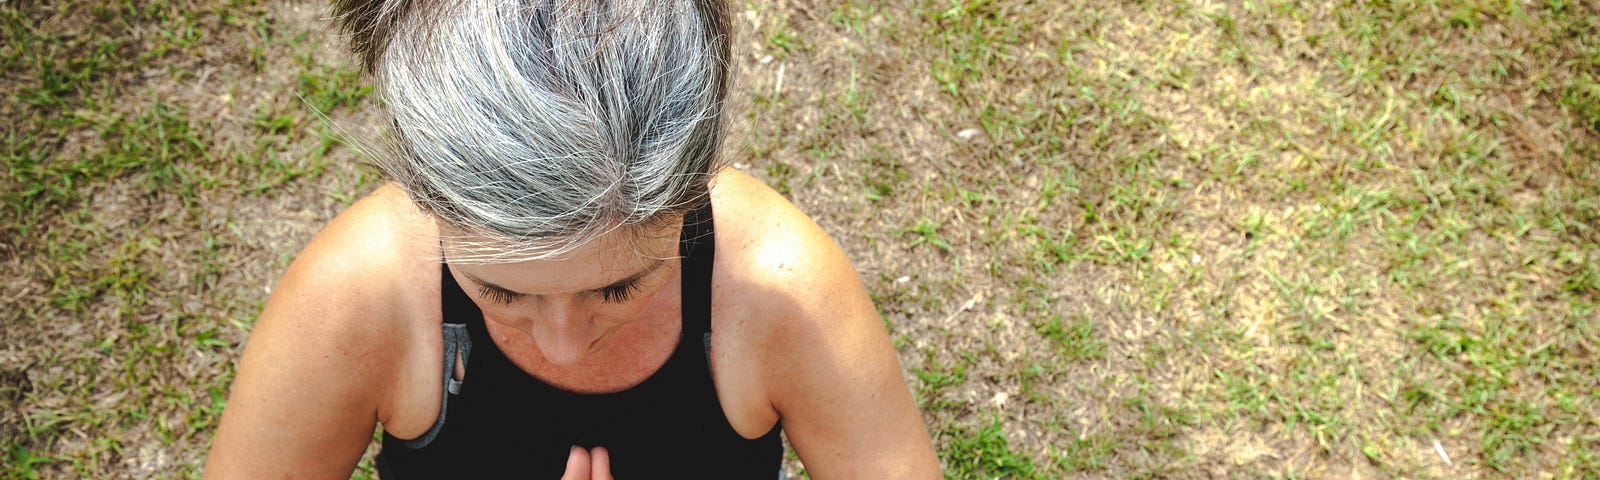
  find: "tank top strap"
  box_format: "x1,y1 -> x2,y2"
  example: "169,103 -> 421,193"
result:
439,261 -> 493,349
678,200 -> 715,338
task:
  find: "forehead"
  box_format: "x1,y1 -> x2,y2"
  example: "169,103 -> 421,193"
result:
443,224 -> 680,294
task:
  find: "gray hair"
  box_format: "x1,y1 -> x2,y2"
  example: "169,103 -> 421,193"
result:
333,0 -> 731,262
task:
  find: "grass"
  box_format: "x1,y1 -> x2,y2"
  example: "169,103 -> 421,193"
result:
2,0 -> 1598,479
737,0 -> 1599,478
941,416 -> 1042,479
2,1 -> 378,478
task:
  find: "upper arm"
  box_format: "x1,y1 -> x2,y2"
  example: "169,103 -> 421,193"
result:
766,260 -> 941,480
204,192 -> 411,479
715,171 -> 941,479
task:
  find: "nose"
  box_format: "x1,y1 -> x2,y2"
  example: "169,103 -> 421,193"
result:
529,300 -> 590,366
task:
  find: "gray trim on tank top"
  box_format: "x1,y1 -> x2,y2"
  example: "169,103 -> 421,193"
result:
406,323 -> 472,449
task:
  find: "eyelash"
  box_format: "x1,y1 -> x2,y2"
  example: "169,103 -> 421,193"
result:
476,283 -> 640,305
478,286 -> 520,305
597,282 -> 640,304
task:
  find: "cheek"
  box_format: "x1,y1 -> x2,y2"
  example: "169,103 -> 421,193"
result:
475,303 -> 534,326
592,299 -> 651,326
597,285 -> 672,324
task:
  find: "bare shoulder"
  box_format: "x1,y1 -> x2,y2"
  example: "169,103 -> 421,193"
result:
708,169 -> 853,293
264,182 -> 433,352
205,183 -> 439,478
251,182 -> 443,420
707,169 -> 863,335
705,168 -> 879,403
707,169 -> 940,478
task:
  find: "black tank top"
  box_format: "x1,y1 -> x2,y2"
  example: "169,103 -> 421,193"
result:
374,203 -> 783,478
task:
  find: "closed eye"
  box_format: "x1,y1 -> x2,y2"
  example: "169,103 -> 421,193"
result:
596,281 -> 640,304
477,285 -> 522,305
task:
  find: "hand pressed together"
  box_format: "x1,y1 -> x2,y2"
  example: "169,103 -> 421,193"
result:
560,446 -> 612,480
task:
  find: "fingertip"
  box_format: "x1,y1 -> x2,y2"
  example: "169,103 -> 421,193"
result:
590,446 -> 612,479
562,445 -> 590,480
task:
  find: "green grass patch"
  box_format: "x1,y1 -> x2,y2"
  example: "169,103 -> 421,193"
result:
4,102 -> 205,239
1035,314 -> 1105,361
940,416 -> 1042,480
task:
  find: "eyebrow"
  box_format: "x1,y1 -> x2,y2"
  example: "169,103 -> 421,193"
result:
462,258 -> 668,297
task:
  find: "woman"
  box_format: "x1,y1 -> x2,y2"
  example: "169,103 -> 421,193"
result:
203,0 -> 940,478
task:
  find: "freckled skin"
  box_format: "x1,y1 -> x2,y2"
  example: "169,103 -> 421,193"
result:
203,169 -> 941,479
444,237 -> 686,392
